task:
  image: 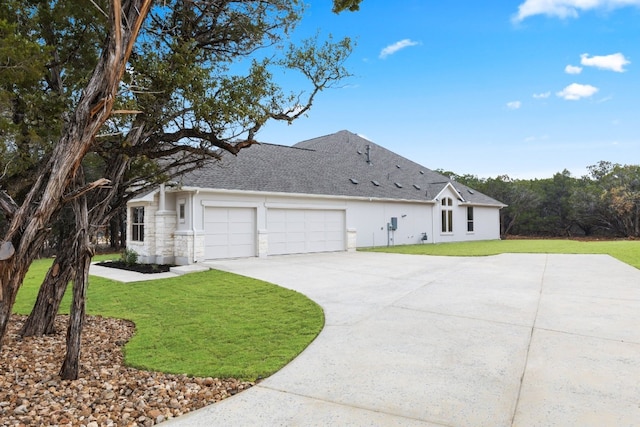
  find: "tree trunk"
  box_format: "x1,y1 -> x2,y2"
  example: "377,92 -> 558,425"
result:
0,0 -> 152,350
20,258 -> 74,336
22,153 -> 136,336
109,207 -> 127,250
23,155 -> 138,338
119,208 -> 127,248
110,217 -> 119,249
0,249 -> 43,344
59,194 -> 93,380
502,212 -> 519,237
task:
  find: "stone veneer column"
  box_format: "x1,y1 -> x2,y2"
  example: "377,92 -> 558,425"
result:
155,210 -> 176,265
172,232 -> 192,266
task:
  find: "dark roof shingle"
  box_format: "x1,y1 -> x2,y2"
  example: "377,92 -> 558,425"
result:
176,130 -> 503,206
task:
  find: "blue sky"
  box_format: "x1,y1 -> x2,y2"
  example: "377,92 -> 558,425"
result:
256,0 -> 640,179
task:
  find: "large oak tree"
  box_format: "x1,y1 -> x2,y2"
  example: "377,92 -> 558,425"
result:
0,0 -> 361,378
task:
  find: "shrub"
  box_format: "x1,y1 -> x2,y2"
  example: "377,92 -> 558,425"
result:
120,248 -> 139,266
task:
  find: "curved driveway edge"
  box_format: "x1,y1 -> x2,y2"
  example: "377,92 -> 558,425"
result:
165,252 -> 640,427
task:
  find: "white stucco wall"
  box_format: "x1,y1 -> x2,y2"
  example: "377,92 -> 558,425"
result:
466,205 -> 502,241
127,187 -> 502,264
431,185 -> 501,243
344,199 -> 433,247
188,191 -> 439,249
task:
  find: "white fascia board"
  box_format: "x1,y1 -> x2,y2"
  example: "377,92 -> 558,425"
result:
128,189 -> 158,203
173,186 -> 437,205
434,182 -> 463,201
459,201 -> 509,208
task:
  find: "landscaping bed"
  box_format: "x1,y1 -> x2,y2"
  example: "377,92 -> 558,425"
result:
0,315 -> 254,426
96,261 -> 173,274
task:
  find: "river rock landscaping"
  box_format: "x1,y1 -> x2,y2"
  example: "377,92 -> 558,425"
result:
0,315 -> 253,426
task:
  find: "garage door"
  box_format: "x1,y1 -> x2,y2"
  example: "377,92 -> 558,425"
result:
267,209 -> 345,255
204,207 -> 256,259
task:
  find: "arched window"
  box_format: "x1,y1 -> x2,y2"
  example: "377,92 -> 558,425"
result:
441,197 -> 453,233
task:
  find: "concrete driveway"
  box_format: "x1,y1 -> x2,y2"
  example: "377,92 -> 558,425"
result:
166,252 -> 640,427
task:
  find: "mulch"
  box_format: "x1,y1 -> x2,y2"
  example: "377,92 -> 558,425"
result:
95,261 -> 173,274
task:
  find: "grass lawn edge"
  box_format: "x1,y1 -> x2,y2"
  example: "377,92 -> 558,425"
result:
15,261 -> 325,382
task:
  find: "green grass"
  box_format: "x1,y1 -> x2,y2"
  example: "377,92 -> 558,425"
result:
363,239 -> 640,269
15,257 -> 324,380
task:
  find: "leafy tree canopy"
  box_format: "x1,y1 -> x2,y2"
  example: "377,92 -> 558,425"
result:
1,0 -> 359,206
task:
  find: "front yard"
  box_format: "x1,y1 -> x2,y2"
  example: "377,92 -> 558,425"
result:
14,256 -> 324,380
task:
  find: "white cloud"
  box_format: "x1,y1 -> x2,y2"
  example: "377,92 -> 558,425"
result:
565,64 -> 583,74
580,52 -> 630,72
513,0 -> 640,22
533,91 -> 551,99
507,101 -> 522,110
379,39 -> 420,59
556,83 -> 599,100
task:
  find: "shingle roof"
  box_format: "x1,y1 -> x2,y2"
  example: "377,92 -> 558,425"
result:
175,130 -> 504,206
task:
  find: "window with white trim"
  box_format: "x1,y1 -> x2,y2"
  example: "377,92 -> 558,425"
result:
441,197 -> 453,233
131,206 -> 144,242
467,206 -> 474,232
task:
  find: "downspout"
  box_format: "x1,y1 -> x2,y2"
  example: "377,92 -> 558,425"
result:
192,190 -> 199,263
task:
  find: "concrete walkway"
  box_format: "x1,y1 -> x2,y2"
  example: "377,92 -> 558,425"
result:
96,252 -> 640,426
90,263 -> 210,283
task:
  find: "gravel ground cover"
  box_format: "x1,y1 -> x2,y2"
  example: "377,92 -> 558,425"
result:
0,315 -> 254,426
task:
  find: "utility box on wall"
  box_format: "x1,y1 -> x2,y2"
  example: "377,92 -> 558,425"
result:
390,217 -> 398,231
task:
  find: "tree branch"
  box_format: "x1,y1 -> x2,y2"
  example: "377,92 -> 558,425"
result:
0,191 -> 18,218
62,179 -> 111,204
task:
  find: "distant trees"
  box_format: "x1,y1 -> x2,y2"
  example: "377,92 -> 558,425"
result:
451,162 -> 640,238
588,162 -> 640,237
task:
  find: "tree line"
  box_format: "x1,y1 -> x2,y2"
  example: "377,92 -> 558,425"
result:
443,161 -> 640,239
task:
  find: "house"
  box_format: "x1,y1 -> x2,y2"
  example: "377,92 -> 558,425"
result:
127,130 -> 505,265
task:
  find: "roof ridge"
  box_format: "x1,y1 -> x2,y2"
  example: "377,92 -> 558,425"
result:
256,142 -> 316,152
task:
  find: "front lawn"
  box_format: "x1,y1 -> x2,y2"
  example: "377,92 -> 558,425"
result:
14,257 -> 324,380
363,239 -> 640,269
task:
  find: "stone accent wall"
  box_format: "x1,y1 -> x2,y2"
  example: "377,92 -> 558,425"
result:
154,211 -> 176,264
173,232 -> 193,266
172,232 -> 205,265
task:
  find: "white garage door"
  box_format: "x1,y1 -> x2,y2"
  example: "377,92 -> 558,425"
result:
267,209 -> 345,256
204,207 -> 256,259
